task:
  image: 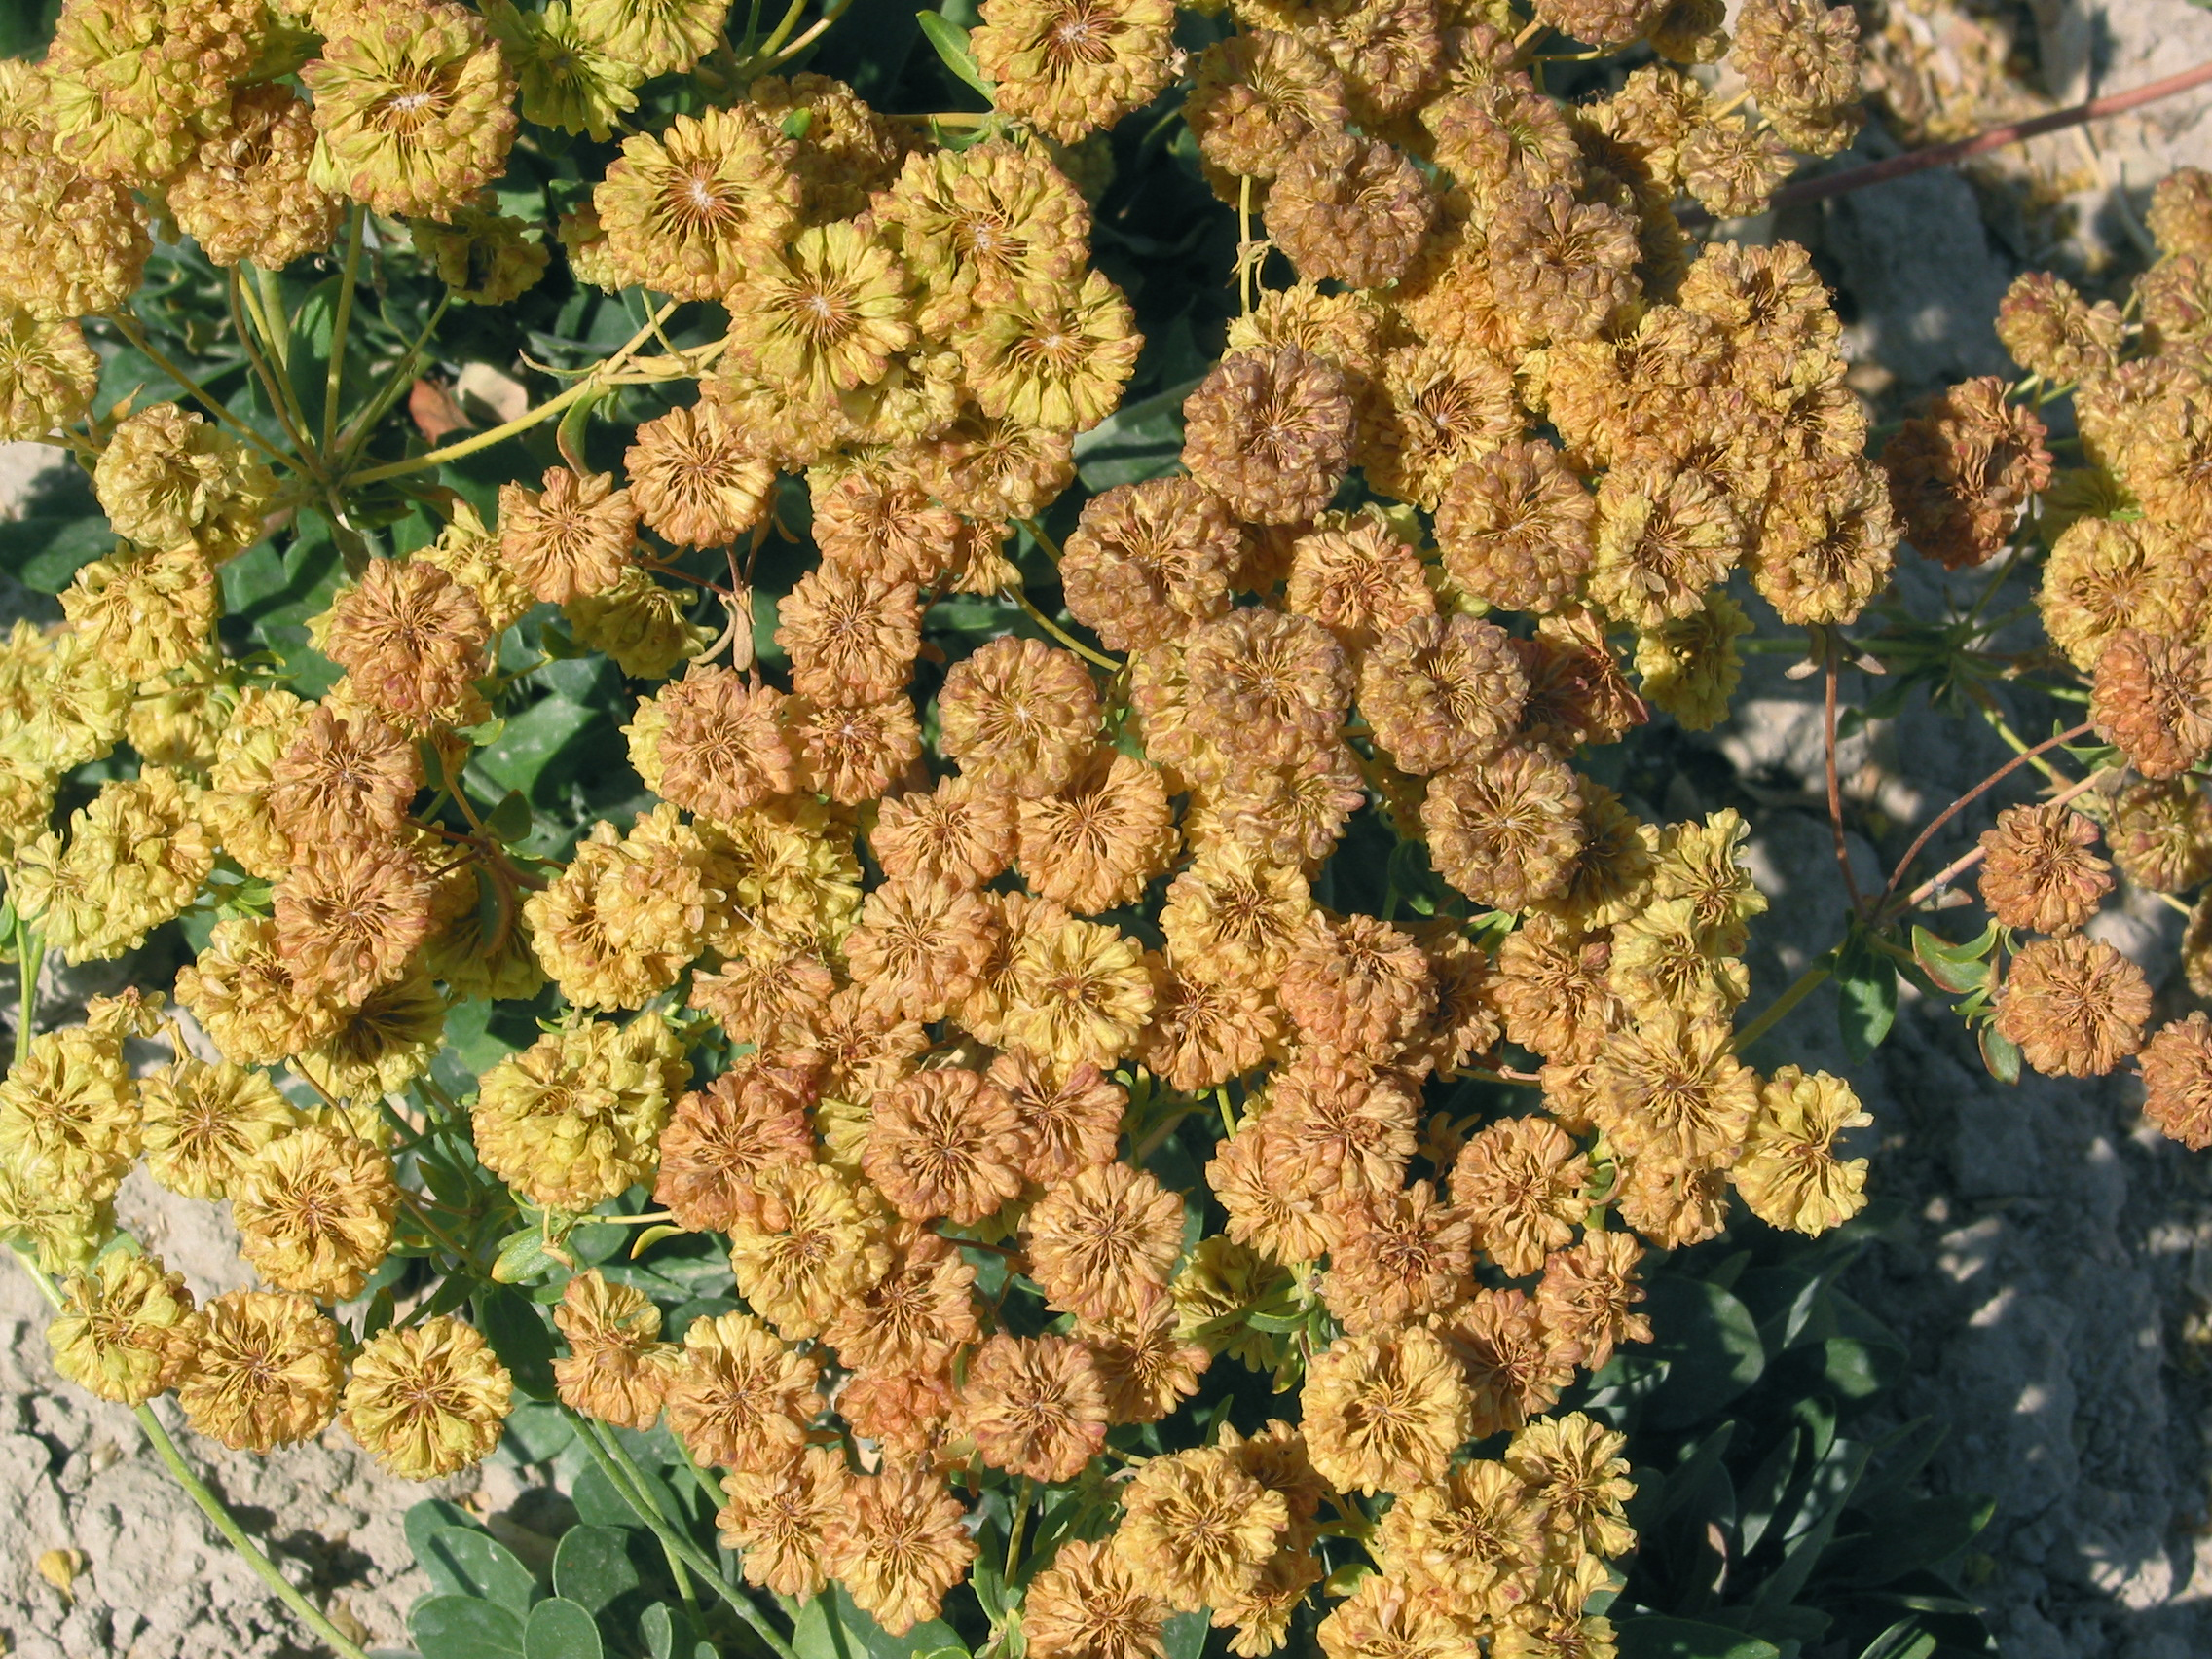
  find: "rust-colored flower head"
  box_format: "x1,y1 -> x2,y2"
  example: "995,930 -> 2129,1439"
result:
938,634 -> 1100,798
344,1315 -> 513,1480
273,836 -> 436,1006
2141,1012 -> 2212,1151
1061,478 -> 1240,652
1283,507 -> 1436,654
664,1309 -> 821,1474
553,1270 -> 683,1431
1537,1228 -> 1652,1369
176,1291 -> 346,1454
593,104 -> 799,299
1533,0 -> 1671,48
718,1445 -> 848,1601
2093,628 -> 2212,781
1996,933 -> 2152,1079
1430,439 -> 1593,615
824,1460 -> 978,1636
1302,1324 -> 1472,1497
1181,348 -> 1355,527
322,557 -> 489,729
627,401 -> 777,549
498,466 -> 635,605
1113,1444 -> 1288,1611
1277,911 -> 1434,1063
1360,612 -> 1527,778
1321,1179 -> 1476,1334
971,0 -> 1178,143
1977,804 -> 2112,935
1025,1160 -> 1184,1322
994,734 -> 1156,895
232,1125 -> 399,1302
870,772 -> 1017,891
1024,1536 -> 1169,1659
1264,134 -> 1435,291
304,0 -> 519,218
1732,1065 -> 1870,1235
1489,183 -> 1641,345
1186,29 -> 1347,184
1182,607 -> 1351,765
864,1064 -> 1028,1225
1679,113 -> 1794,218
627,666 -> 794,823
651,1057 -> 815,1234
775,563 -> 923,709
1879,377 -> 2052,571
1422,745 -> 1587,912
1452,1114 -> 1592,1278
824,1221 -> 978,1373
961,1331 -> 1111,1482
2107,779 -> 2212,894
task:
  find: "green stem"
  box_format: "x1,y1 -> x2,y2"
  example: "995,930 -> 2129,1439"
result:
336,291 -> 451,470
136,1404 -> 375,1659
565,1411 -> 798,1659
15,916 -> 41,1065
323,204 -> 366,457
5,1246 -> 369,1659
570,1418 -> 707,1632
347,297 -> 666,487
1001,577 -> 1120,672
108,314 -> 296,470
1004,1477 -> 1033,1587
226,271 -> 322,479
241,266 -> 321,460
1730,954 -> 1836,1054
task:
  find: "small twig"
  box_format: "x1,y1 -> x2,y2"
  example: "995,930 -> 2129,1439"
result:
1771,58 -> 2212,213
1898,764 -> 2108,912
1873,720 -> 2096,913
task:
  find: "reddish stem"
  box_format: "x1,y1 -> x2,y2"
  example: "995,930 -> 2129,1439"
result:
1874,719 -> 2095,915
1772,59 -> 2212,213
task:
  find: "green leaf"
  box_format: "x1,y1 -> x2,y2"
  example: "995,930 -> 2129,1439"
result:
410,1594 -> 527,1659
523,1597 -> 604,1659
793,1585 -> 966,1659
551,1525 -> 641,1616
469,694 -> 600,799
1612,1615 -> 1782,1659
418,1526 -> 538,1616
485,789 -> 535,844
914,11 -> 994,100
1834,928 -> 1899,1063
1825,1493 -> 1995,1587
492,1226 -> 567,1284
405,1498 -> 484,1566
1160,1611 -> 1209,1659
1978,1021 -> 2021,1085
2,515 -> 111,594
474,1285 -> 560,1401
1910,925 -> 1990,995
502,1398 -> 576,1464
571,1462 -> 644,1531
1641,1276 -> 1765,1431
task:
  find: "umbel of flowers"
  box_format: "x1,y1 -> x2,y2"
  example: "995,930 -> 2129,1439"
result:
0,0 -> 2009,1652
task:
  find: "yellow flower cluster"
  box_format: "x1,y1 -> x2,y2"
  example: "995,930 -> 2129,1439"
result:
0,0 -> 1925,1648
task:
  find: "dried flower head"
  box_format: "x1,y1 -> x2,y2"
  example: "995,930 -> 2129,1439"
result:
1996,934 -> 2153,1079
343,1315 -> 513,1480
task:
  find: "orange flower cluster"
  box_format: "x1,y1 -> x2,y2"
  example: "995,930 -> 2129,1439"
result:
0,0 -> 1931,1650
